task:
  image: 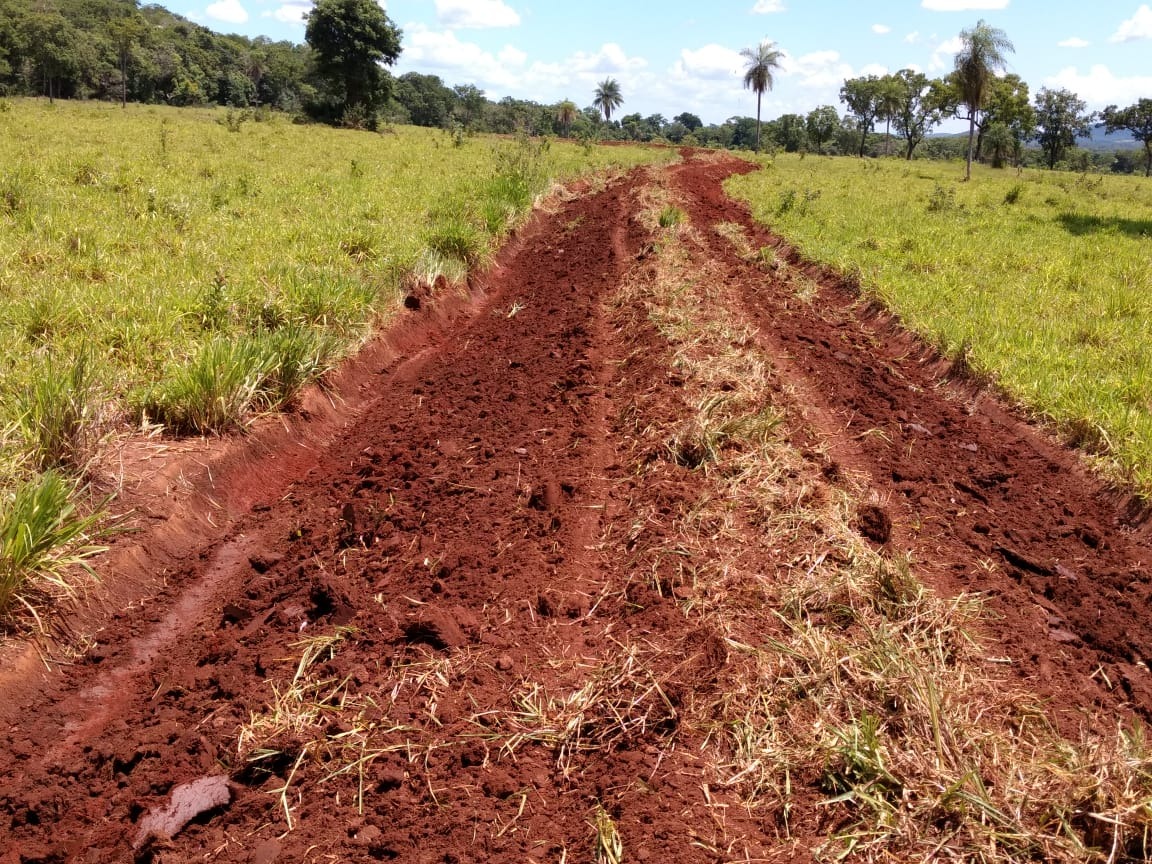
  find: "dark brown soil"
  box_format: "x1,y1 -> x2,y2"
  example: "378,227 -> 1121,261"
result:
2,153 -> 1152,863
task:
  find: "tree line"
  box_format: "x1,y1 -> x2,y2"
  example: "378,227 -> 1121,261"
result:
2,0 -> 1149,177
830,22 -> 1152,177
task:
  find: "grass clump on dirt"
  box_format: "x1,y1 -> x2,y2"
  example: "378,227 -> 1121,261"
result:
610,170 -> 1152,861
0,471 -> 106,624
727,155 -> 1152,492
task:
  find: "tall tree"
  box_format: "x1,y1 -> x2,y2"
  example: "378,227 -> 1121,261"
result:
556,99 -> 577,137
953,19 -> 1014,180
107,13 -> 147,108
305,0 -> 402,125
888,71 -> 953,160
771,113 -> 808,152
1033,87 -> 1093,169
876,74 -> 904,156
1102,99 -> 1152,177
592,77 -> 623,123
673,111 -> 702,131
740,40 -> 784,153
839,75 -> 884,157
19,12 -> 80,103
805,105 -> 839,153
452,83 -> 485,128
982,122 -> 1014,168
973,73 -> 1033,161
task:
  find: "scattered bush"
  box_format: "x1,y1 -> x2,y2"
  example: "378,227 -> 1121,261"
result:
926,183 -> 958,213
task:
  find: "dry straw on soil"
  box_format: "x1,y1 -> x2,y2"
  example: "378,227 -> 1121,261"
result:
606,166 -> 1152,862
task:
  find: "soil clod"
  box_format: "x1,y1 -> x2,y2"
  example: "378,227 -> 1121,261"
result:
855,503 -> 893,544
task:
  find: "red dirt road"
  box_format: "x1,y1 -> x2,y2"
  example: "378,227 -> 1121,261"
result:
2,154 -> 1152,863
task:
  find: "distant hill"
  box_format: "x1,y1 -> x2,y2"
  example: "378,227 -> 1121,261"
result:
1077,125 -> 1140,152
928,125 -> 1141,152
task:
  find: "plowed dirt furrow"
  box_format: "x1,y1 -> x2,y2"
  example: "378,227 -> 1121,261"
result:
668,156 -> 1152,722
3,153 -> 1152,864
0,171 -> 769,864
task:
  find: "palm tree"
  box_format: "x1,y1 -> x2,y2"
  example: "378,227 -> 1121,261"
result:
593,78 -> 623,123
741,40 -> 784,153
954,19 -> 1014,180
556,99 -> 577,137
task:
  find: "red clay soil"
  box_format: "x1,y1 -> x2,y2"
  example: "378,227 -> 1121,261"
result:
2,153 -> 1152,863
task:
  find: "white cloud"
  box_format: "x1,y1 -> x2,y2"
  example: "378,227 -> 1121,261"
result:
675,44 -> 744,81
399,30 -> 646,106
929,35 -> 963,70
266,1 -> 309,24
905,30 -> 922,43
206,0 -> 248,24
1046,64 -> 1152,108
921,0 -> 1008,9
499,45 -> 527,66
751,0 -> 786,12
435,0 -> 519,29
872,24 -> 891,34
781,50 -> 869,90
1057,37 -> 1090,48
1111,4 -> 1152,42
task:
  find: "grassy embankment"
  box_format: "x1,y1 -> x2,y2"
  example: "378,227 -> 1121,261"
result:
727,156 -> 1152,492
0,98 -> 668,621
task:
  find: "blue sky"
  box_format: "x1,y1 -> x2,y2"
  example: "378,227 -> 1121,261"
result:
180,0 -> 1152,125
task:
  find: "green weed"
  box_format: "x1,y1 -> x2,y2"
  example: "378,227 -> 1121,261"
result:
0,471 -> 106,621
17,351 -> 100,471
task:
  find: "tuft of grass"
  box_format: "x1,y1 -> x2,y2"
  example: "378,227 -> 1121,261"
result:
591,804 -> 623,864
260,325 -> 343,410
17,351 -> 100,471
138,336 -> 272,434
658,205 -> 685,228
424,207 -> 488,268
0,471 -> 107,622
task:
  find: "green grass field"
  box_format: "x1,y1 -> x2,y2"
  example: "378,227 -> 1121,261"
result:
728,155 -> 1152,492
0,98 -> 667,618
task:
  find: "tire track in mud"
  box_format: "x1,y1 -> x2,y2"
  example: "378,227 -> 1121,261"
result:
668,155 -> 1152,723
